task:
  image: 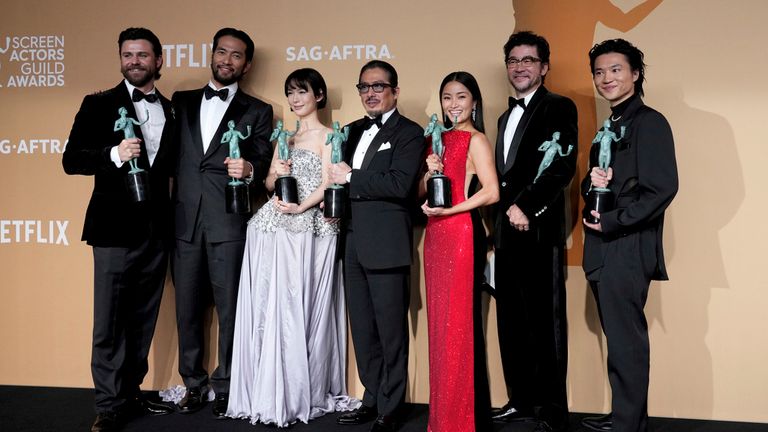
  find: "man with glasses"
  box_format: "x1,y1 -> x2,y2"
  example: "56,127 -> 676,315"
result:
329,60 -> 426,432
491,31 -> 577,432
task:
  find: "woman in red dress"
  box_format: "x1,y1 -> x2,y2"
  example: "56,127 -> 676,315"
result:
420,71 -> 499,432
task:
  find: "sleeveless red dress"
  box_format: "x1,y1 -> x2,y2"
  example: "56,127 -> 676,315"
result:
425,129 -> 488,432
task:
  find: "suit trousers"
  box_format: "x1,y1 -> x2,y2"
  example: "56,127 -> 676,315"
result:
92,238 -> 167,413
494,240 -> 568,427
588,252 -> 651,432
344,229 -> 410,417
173,215 -> 246,394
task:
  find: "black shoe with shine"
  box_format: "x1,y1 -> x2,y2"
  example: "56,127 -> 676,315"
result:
91,412 -> 118,432
337,405 -> 378,425
581,413 -> 612,431
212,392 -> 229,418
178,387 -> 206,414
136,393 -> 174,416
533,420 -> 568,432
491,402 -> 535,423
369,414 -> 398,432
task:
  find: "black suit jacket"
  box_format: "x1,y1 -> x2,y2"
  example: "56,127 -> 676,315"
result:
581,96 -> 678,281
63,82 -> 174,248
493,86 -> 578,249
171,87 -> 273,243
342,109 -> 427,269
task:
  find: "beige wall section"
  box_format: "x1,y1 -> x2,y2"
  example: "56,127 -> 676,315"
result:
1,0 -> 767,423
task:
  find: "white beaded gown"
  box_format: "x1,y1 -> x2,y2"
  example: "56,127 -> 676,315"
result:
226,147 -> 356,427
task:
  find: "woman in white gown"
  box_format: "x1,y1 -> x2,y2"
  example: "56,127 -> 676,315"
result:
226,68 -> 356,427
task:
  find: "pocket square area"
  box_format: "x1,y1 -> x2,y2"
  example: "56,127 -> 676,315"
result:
378,142 -> 392,151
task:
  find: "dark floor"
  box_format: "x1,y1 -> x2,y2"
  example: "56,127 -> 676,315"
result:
1,386 -> 766,432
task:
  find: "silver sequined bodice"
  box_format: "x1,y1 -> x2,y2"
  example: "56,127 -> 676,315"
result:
249,148 -> 339,237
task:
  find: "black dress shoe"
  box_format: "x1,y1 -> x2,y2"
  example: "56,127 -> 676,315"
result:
137,394 -> 174,416
337,405 -> 378,425
178,387 -> 206,414
532,420 -> 568,432
581,413 -> 612,431
212,392 -> 229,418
91,412 -> 118,432
491,402 -> 535,423
370,414 -> 398,432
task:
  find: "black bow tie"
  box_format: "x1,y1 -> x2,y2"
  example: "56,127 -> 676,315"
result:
132,88 -> 159,103
508,96 -> 526,110
204,86 -> 229,101
362,115 -> 383,130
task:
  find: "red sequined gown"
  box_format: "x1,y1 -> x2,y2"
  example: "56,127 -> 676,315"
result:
424,129 -> 489,432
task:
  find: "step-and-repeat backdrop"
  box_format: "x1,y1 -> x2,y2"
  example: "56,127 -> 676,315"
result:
1,0 -> 766,422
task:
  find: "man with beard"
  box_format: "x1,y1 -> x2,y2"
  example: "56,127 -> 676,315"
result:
63,27 -> 175,432
171,27 -> 273,418
491,31 -> 577,432
329,60 -> 426,432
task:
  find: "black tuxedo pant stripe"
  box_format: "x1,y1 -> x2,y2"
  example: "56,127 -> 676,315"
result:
173,220 -> 246,394
92,238 -> 167,412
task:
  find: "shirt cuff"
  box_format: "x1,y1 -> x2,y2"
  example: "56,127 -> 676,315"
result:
345,172 -> 352,183
245,162 -> 255,184
110,146 -> 125,168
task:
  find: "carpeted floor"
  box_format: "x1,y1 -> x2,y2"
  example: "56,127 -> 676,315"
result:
1,386 -> 766,432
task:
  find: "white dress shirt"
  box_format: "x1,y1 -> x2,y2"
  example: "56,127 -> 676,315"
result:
111,80 -> 165,168
502,89 -> 537,164
352,107 -> 396,169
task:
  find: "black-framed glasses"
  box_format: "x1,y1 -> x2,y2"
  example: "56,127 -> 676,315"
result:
505,56 -> 542,68
356,82 -> 393,94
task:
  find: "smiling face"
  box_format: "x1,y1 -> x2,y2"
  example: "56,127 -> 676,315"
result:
358,67 -> 398,117
286,85 -> 322,118
210,35 -> 251,87
506,44 -> 548,97
592,52 -> 639,106
441,80 -> 475,127
119,39 -> 162,91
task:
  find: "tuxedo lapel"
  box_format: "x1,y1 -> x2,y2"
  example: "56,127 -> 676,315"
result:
496,110 -> 510,173
186,89 -> 205,158
151,92 -> 173,171
360,110 -> 400,170
503,87 -> 548,173
204,89 -> 248,159
344,122 -> 365,165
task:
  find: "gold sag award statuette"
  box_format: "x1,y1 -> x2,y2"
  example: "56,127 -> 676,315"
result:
114,107 -> 150,202
323,121 -> 350,218
269,120 -> 299,204
424,113 -> 454,208
222,120 -> 252,214
585,119 -> 625,223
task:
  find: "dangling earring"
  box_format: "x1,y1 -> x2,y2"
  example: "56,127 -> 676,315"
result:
471,107 -> 476,122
